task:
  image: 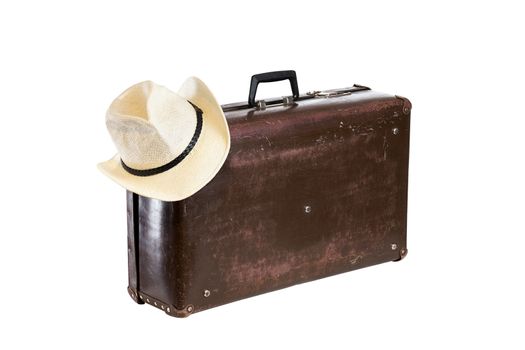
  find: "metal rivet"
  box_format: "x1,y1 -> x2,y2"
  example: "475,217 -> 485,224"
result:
187,305 -> 194,313
203,289 -> 211,298
161,305 -> 164,310
154,301 -> 157,306
304,205 -> 312,213
392,127 -> 400,135
400,248 -> 408,258
146,298 -> 150,303
166,307 -> 171,313
391,243 -> 398,250
139,295 -> 144,300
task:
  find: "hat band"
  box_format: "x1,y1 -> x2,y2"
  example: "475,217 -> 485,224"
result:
120,101 -> 203,177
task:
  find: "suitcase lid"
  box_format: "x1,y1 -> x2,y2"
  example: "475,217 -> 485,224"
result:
219,71 -> 411,153
219,71 -> 409,122
221,84 -> 372,112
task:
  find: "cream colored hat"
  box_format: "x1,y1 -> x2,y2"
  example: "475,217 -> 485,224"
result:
98,77 -> 230,201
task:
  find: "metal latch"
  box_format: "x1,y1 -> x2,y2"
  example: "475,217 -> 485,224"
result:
306,88 -> 355,98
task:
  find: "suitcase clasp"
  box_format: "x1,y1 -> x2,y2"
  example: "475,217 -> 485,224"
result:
306,85 -> 370,98
306,88 -> 354,98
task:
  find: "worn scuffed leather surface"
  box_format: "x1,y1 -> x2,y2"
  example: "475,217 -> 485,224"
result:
127,89 -> 411,317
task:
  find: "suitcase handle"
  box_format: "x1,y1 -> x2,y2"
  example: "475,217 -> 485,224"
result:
248,70 -> 299,108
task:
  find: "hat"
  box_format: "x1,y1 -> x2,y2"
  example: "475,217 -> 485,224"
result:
98,77 -> 230,201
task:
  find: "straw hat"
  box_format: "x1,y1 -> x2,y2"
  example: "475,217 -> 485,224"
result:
98,77 -> 230,201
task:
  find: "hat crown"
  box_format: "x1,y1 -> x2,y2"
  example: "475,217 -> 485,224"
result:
106,81 -> 197,170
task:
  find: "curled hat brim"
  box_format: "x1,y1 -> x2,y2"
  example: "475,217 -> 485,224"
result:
98,77 -> 231,201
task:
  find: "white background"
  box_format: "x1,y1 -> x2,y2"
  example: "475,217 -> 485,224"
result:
1,1 -> 524,348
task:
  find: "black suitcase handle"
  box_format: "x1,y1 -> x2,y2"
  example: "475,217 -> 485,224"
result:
248,70 -> 299,107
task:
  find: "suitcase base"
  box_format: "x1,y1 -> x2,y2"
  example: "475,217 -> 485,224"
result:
127,249 -> 409,318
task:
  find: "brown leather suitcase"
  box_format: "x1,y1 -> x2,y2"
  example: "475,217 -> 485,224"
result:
125,71 -> 411,317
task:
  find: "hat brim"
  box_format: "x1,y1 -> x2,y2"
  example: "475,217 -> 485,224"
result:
98,77 -> 230,201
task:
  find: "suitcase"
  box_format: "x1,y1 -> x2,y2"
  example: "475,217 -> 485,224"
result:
125,71 -> 411,317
